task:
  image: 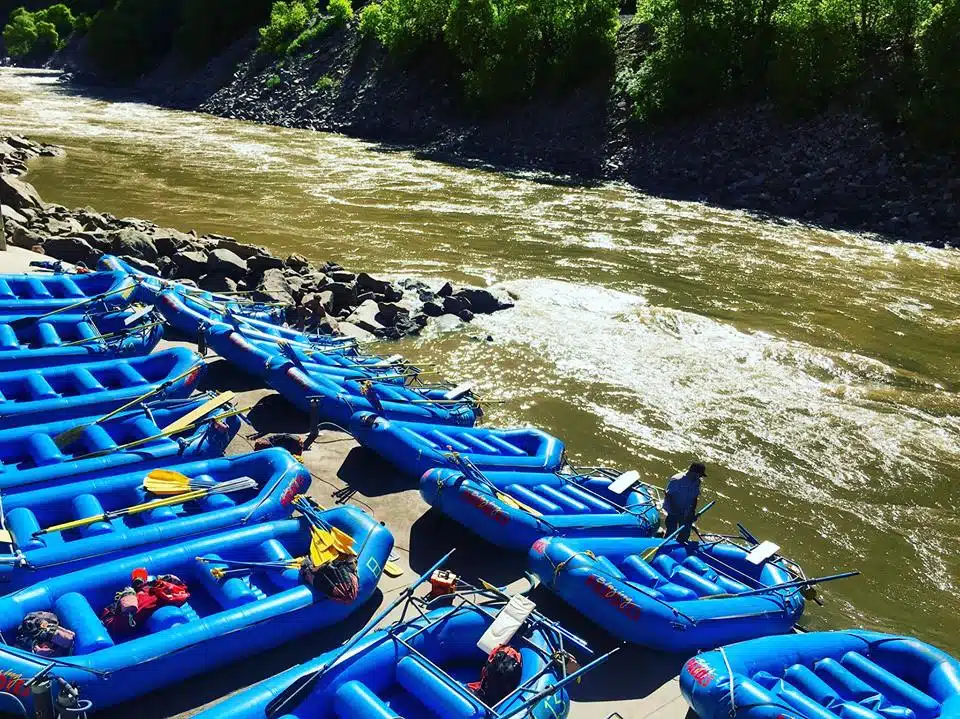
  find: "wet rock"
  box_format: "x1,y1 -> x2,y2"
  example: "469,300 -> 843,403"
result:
110,228 -> 159,262
422,300 -> 444,317
346,299 -> 385,335
199,273 -> 239,293
43,236 -> 102,267
248,253 -> 285,273
253,268 -> 295,306
118,255 -> 160,276
455,287 -> 515,314
0,174 -> 44,211
285,253 -> 310,272
207,248 -> 248,280
171,250 -> 209,280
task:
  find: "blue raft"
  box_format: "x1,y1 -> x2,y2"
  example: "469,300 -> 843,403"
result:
680,631 -> 960,719
98,255 -> 285,324
0,448 -> 310,589
0,509 -> 392,714
0,270 -> 134,313
0,346 -> 203,429
0,308 -> 163,370
0,394 -> 242,492
528,534 -> 806,653
349,412 -> 565,477
195,565 -> 606,719
421,464 -> 659,550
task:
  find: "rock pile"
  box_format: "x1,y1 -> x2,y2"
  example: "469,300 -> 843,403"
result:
0,136 -> 515,340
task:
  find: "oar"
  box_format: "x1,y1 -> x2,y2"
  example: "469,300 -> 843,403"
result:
51,361 -> 207,449
72,403 -> 250,461
699,570 -> 860,600
265,549 -> 456,719
58,320 -> 163,347
8,281 -> 138,329
32,478 -> 257,537
640,500 -> 717,562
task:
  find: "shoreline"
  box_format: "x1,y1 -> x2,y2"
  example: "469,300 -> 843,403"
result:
0,133 -> 516,341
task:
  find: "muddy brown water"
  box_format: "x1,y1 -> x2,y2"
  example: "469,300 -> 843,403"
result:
2,68 -> 959,654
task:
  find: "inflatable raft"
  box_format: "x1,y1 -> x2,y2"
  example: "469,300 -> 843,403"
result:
0,509 -> 392,714
0,270 -> 134,314
197,557 -> 609,719
98,255 -> 285,324
0,347 -> 203,429
421,464 -> 659,549
0,394 -> 242,492
681,631 -> 960,719
0,448 -> 309,589
350,412 -> 565,477
528,534 -> 807,652
0,309 -> 163,371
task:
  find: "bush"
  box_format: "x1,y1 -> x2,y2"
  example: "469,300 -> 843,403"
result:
2,10 -> 37,55
258,0 -> 317,55
327,0 -> 353,25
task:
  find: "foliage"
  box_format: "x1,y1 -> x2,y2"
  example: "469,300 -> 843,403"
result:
265,73 -> 282,87
327,0 -> 353,25
258,0 -> 317,55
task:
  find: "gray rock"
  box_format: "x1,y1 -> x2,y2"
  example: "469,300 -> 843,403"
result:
455,287 -> 515,314
118,255 -> 160,277
248,253 -> 285,273
172,250 -> 209,280
44,236 -> 102,266
110,228 -> 159,262
207,248 -> 248,280
0,174 -> 44,211
346,299 -> 386,335
253,268 -> 295,306
199,273 -> 239,293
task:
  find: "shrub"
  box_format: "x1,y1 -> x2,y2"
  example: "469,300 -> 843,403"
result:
265,73 -> 282,87
2,10 -> 37,56
327,0 -> 353,25
258,0 -> 317,55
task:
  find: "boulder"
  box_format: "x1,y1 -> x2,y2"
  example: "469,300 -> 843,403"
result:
110,228 -> 159,262
0,174 -> 44,210
422,300 -> 444,317
442,295 -> 469,315
437,281 -> 454,297
455,287 -> 516,314
207,248 -> 248,280
217,238 -> 265,259
118,255 -> 160,277
345,299 -> 385,335
253,268 -> 295,306
199,273 -> 239,293
247,253 -> 285,273
285,253 -> 310,272
0,204 -> 26,226
330,270 -> 356,283
171,250 -> 209,280
43,236 -> 102,267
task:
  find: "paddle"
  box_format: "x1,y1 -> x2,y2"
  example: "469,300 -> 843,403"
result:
51,361 -> 207,449
640,499 -> 717,562
7,281 -> 138,329
32,478 -> 257,537
698,570 -> 860,600
58,320 -> 163,347
264,549 -> 456,719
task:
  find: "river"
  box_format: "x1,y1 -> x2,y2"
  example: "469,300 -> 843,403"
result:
2,67 -> 958,653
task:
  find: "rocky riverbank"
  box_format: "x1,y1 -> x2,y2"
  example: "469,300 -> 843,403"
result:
0,136 -> 515,340
49,20 -> 960,249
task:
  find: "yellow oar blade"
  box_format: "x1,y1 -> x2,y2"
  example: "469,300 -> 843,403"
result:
161,392 -> 235,434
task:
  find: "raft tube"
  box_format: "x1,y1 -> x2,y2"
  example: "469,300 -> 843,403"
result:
421,466 -> 658,549
0,347 -> 203,429
0,510 -> 392,715
0,394 -> 241,492
680,631 -> 960,719
528,534 -> 805,653
0,448 -> 310,589
195,603 -> 570,719
0,270 -> 134,314
350,412 -> 565,477
98,255 -> 284,324
0,308 -> 163,371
